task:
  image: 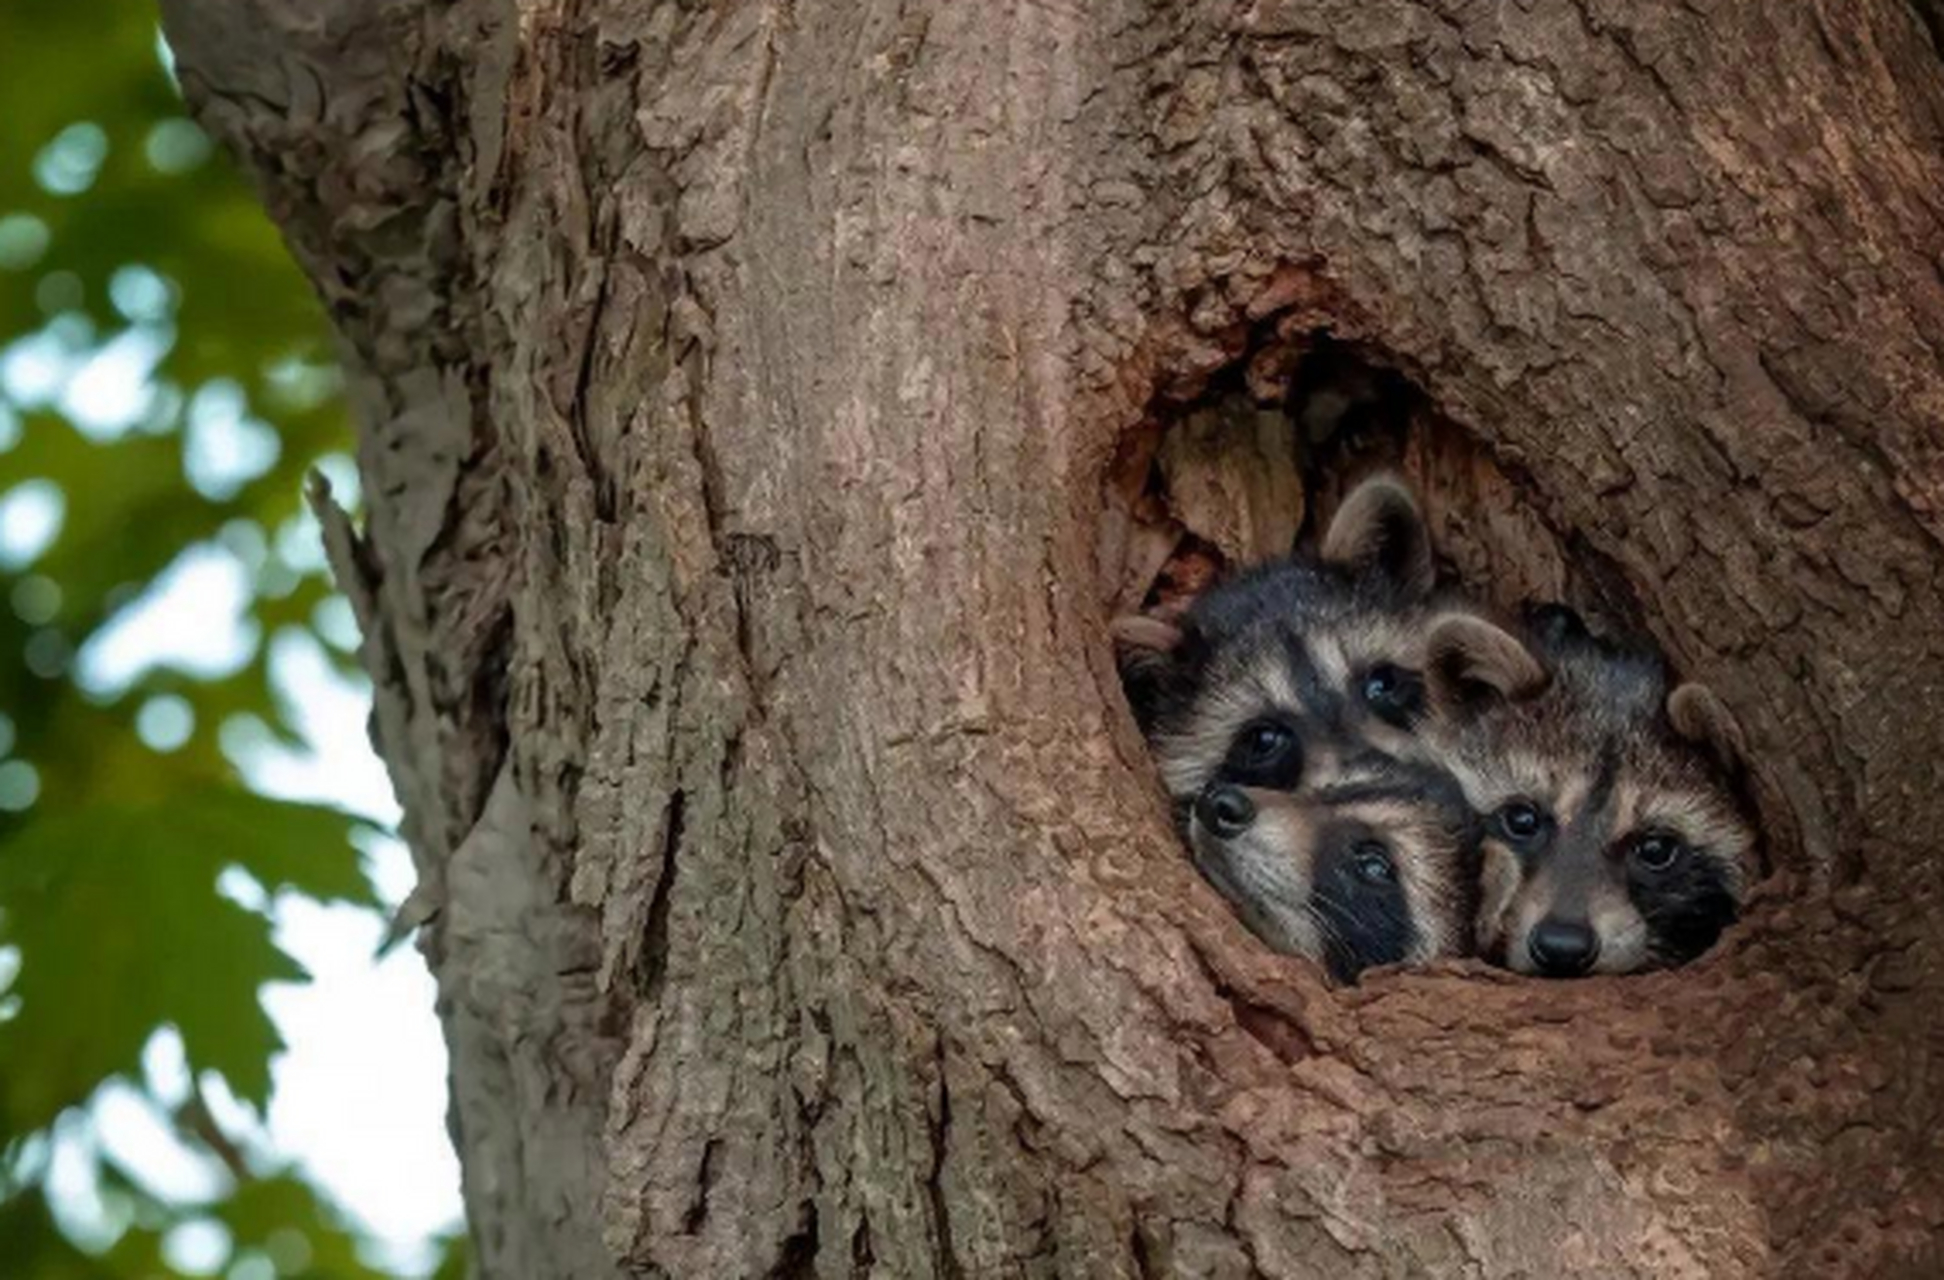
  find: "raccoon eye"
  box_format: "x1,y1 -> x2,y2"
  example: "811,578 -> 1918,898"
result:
1495,800 -> 1547,845
1630,831 -> 1687,873
1351,841 -> 1397,886
1359,664 -> 1424,728
1225,718 -> 1300,784
1239,721 -> 1292,762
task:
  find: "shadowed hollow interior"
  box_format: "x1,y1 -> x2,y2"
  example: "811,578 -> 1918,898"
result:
1098,329 -> 1794,933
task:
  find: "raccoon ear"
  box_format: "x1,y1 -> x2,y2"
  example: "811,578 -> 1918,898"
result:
1109,614 -> 1184,661
1112,614 -> 1189,730
1667,682 -> 1747,774
1424,614 -> 1548,714
1320,474 -> 1435,596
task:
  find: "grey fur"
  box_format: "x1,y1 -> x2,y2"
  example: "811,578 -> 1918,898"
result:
1422,607 -> 1753,975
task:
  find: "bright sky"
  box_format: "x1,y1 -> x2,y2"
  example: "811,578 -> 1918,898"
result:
3,321 -> 464,1272
237,634 -> 466,1267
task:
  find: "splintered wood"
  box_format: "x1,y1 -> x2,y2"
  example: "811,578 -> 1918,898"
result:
1104,354 -> 1601,638
1103,395 -> 1304,618
1157,399 -> 1305,568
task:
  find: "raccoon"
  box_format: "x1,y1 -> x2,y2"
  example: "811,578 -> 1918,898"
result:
1420,604 -> 1754,977
1114,473 -> 1442,802
1186,758 -> 1479,982
1114,475 -> 1478,978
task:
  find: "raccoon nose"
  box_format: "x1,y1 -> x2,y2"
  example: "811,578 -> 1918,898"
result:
1528,919 -> 1600,977
1195,785 -> 1256,838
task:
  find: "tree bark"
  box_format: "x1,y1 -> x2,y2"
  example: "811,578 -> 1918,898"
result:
161,0 -> 1944,1275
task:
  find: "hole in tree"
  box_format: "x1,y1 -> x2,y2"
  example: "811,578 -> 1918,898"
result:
1100,322 -> 1788,981
1103,331 -> 1655,640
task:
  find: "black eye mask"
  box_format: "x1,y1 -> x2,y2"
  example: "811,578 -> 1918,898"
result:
1220,717 -> 1303,790
1310,823 -> 1417,983
1630,843 -> 1740,966
1359,663 -> 1426,729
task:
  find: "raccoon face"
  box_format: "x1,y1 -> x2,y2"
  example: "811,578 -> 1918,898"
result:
1115,473 -> 1441,802
1183,759 -> 1478,982
1130,600 -> 1438,804
1424,607 -> 1754,977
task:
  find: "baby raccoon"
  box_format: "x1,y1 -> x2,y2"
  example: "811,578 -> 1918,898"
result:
1115,475 -> 1477,978
1114,473 -> 1441,801
1421,605 -> 1754,977
1185,757 -> 1478,982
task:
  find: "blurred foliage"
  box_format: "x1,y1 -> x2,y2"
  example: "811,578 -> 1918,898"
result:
0,1 -> 461,1276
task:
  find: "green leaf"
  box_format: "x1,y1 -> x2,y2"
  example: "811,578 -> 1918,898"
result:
0,1190 -> 126,1280
0,789 -> 375,1138
217,1173 -> 397,1280
0,1180 -> 176,1280
0,1 -> 463,1270
1,1157 -> 424,1280
173,788 -> 380,908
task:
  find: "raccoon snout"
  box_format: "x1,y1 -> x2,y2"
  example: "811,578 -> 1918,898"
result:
1527,918 -> 1601,977
1195,785 -> 1256,838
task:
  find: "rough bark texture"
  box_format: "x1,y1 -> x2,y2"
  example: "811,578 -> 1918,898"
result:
162,0 -> 1944,1276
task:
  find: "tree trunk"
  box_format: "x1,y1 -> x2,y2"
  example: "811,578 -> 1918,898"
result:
160,0 -> 1944,1275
